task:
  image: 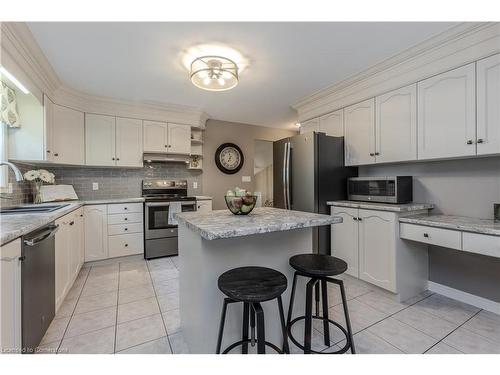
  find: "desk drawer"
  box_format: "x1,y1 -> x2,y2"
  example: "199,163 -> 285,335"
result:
108,203 -> 143,214
108,233 -> 143,258
108,223 -> 143,236
462,232 -> 500,258
107,213 -> 143,225
400,223 -> 462,250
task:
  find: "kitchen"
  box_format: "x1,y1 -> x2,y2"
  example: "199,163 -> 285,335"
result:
1,15 -> 500,364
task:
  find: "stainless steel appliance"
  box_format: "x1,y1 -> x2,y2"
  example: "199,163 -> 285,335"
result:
347,176 -> 413,204
21,223 -> 58,352
273,132 -> 357,254
143,179 -> 197,259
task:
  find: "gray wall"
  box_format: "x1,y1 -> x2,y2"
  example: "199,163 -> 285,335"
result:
360,156 -> 500,302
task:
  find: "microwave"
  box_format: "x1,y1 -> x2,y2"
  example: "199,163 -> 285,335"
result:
347,176 -> 413,204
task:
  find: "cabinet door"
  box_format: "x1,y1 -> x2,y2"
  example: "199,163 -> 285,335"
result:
477,54 -> 500,155
319,110 -> 344,137
167,123 -> 191,154
52,104 -> 85,165
375,84 -> 417,163
344,98 -> 375,166
85,113 -> 116,166
116,117 -> 143,167
84,205 -> 108,262
67,211 -> 82,282
358,209 -> 396,292
143,120 -> 168,153
299,118 -> 320,134
417,63 -> 476,160
43,94 -> 55,162
330,207 -> 359,277
55,218 -> 70,309
76,208 -> 85,269
0,239 -> 22,352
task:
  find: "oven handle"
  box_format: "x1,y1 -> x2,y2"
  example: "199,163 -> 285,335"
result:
145,201 -> 197,207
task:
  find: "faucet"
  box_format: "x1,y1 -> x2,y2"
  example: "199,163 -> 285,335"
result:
0,161 -> 23,181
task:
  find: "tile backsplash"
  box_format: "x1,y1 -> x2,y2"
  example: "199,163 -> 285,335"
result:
0,162 -> 202,207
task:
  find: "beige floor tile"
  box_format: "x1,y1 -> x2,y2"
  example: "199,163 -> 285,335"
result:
74,291 -> 118,314
116,314 -> 166,352
89,264 -> 119,277
170,256 -> 179,269
65,282 -> 85,300
119,284 -> 155,305
338,330 -> 403,354
36,340 -> 61,354
443,327 -> 500,354
401,290 -> 434,305
168,332 -> 189,354
162,308 -> 181,335
117,337 -> 172,354
150,268 -> 179,283
392,306 -> 459,340
59,326 -> 115,354
288,321 -> 332,353
154,278 -> 179,295
157,292 -> 179,312
119,272 -> 152,288
425,342 -> 463,354
40,317 -> 70,345
462,310 -> 500,344
117,297 -> 160,324
65,306 -> 117,338
331,298 -> 387,333
147,257 -> 175,271
356,290 -> 407,315
414,294 -> 480,325
81,277 -> 118,297
368,317 -> 438,353
55,298 -> 78,319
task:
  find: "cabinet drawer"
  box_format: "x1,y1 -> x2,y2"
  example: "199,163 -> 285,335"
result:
462,232 -> 500,258
108,203 -> 143,214
108,223 -> 143,236
108,233 -> 143,258
107,213 -> 143,225
400,223 -> 461,250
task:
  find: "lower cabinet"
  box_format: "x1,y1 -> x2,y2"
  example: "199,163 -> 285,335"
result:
84,205 -> 108,262
0,239 -> 22,352
331,206 -> 429,299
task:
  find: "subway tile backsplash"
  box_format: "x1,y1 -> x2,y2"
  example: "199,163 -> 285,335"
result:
0,162 -> 202,207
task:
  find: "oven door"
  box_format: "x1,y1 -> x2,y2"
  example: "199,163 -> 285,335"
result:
145,201 -> 196,239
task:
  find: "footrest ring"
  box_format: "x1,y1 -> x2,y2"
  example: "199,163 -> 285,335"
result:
221,338 -> 284,354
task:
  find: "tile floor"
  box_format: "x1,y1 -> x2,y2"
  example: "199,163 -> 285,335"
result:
37,255 -> 500,354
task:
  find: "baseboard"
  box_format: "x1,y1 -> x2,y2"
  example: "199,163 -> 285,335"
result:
428,281 -> 500,315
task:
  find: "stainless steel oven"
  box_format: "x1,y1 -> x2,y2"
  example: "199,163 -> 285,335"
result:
347,176 -> 413,204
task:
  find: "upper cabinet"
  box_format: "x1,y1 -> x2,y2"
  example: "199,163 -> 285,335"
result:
299,118 -> 320,134
115,117 -> 143,167
319,109 -> 344,137
143,121 -> 191,155
417,63 -> 476,160
344,98 -> 375,166
51,104 -> 85,165
477,54 -> 500,156
375,84 -> 417,163
85,114 -> 116,166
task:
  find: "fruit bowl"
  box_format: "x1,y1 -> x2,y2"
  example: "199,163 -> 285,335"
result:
224,195 -> 258,215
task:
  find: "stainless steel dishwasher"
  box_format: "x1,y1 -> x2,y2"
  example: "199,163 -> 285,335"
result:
21,223 -> 58,352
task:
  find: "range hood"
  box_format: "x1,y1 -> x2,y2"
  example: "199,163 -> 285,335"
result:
143,153 -> 190,164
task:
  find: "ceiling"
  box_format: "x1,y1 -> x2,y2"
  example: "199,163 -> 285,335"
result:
27,22 -> 458,129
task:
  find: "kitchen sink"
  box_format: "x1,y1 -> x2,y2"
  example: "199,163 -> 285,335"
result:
0,204 -> 70,214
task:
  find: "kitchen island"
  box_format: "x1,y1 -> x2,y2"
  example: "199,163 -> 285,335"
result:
175,207 -> 341,354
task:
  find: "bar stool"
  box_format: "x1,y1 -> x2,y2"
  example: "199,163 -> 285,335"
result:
215,266 -> 290,354
286,254 -> 355,354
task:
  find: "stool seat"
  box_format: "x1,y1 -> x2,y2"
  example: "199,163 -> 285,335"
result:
218,266 -> 287,303
289,254 -> 347,277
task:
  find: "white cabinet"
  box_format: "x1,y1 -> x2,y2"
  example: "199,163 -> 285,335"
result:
319,110 -> 344,137
375,84 -> 417,163
477,53 -> 500,155
0,239 -> 22,352
85,113 -> 116,166
84,205 -> 108,262
115,117 -> 143,167
344,98 -> 375,166
417,63 -> 476,160
299,118 -> 320,134
196,200 -> 212,212
143,121 -> 191,155
51,104 -> 85,165
330,207 -> 359,277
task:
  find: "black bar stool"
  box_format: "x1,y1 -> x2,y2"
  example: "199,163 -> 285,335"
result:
286,254 -> 355,354
216,266 -> 290,354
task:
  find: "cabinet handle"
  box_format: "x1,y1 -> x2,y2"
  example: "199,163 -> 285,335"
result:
353,217 -> 358,221
466,140 -> 474,145
54,153 -> 59,157
124,228 -> 128,231
375,152 -> 380,156
423,233 -> 429,238
124,207 -> 128,210
124,218 -> 128,221
369,153 -> 375,156
116,157 -> 120,161
165,145 -> 168,148
46,150 -> 51,153
358,217 -> 362,221
69,221 -> 75,226
80,214 -> 83,217
124,243 -> 128,247
18,256 -> 26,262
477,138 -> 484,144
112,157 -> 115,160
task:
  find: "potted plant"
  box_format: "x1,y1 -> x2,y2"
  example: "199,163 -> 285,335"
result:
23,169 -> 55,204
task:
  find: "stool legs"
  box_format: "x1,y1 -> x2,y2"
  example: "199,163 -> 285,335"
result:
286,272 -> 298,326
304,278 -> 317,354
253,303 -> 266,354
320,279 -> 331,346
338,279 -> 355,354
216,298 -> 231,354
242,302 -> 250,354
277,296 -> 290,354
315,282 -> 320,317
250,305 -> 256,346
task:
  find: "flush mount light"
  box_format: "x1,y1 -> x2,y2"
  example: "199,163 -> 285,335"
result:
190,55 -> 238,91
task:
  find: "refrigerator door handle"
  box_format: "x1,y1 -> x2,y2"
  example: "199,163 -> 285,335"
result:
282,142 -> 288,209
285,141 -> 292,210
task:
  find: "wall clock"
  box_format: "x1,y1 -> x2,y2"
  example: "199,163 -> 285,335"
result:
215,143 -> 244,174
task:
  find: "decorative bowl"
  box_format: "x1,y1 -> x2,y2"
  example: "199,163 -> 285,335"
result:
224,195 -> 257,215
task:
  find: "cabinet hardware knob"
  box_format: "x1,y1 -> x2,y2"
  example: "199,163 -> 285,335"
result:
423,233 -> 429,238
69,221 -> 75,226
46,150 -> 51,153
369,153 -> 375,156
112,157 -> 115,160
54,153 -> 59,156
375,152 -> 380,156
358,217 -> 362,221
165,145 -> 168,148
353,217 -> 357,221
19,256 -> 26,262
124,228 -> 128,231
466,140 -> 474,145
116,158 -> 120,161
124,207 -> 128,210
80,214 -> 83,217
477,138 -> 484,144
124,218 -> 128,221
124,244 -> 128,247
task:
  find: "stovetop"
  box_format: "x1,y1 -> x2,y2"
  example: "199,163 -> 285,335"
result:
142,179 -> 194,201
142,194 -> 196,202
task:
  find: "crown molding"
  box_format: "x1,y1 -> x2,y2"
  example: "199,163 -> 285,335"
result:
292,22 -> 500,121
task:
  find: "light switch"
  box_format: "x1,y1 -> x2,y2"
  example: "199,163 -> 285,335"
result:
193,181 -> 198,189
242,176 -> 251,182
92,182 -> 99,191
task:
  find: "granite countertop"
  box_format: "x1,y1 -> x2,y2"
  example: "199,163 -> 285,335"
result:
0,197 -> 145,246
399,214 -> 500,236
175,207 -> 342,240
195,196 -> 213,201
327,200 -> 434,213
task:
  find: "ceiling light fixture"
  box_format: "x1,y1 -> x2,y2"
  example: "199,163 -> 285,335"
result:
190,55 -> 238,92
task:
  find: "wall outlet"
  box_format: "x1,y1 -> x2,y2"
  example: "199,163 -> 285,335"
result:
242,176 -> 251,182
193,181 -> 198,189
92,182 -> 99,191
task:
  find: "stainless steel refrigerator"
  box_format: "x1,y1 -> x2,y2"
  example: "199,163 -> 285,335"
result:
273,132 -> 357,254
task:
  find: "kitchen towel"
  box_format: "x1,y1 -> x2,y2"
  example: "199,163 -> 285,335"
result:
168,202 -> 182,226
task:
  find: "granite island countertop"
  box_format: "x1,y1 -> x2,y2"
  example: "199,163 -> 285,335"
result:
175,207 -> 342,240
0,197 -> 145,245
327,200 -> 434,213
399,214 -> 500,236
